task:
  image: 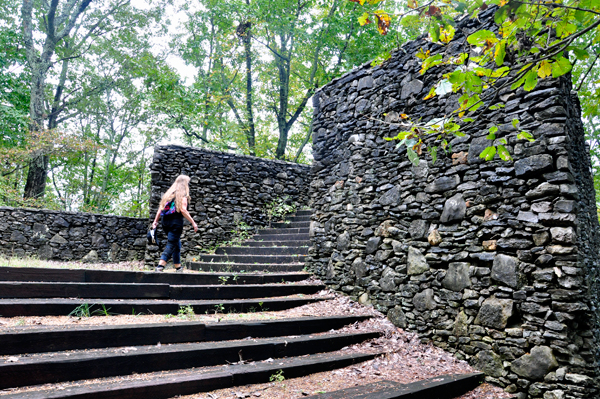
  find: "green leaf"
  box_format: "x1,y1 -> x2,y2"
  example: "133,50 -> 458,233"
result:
571,47 -> 589,60
407,147 -> 420,166
512,119 -> 520,128
429,146 -> 438,165
436,79 -> 453,96
499,138 -> 507,145
429,25 -> 440,43
494,5 -> 510,24
552,56 -> 572,78
523,69 -> 539,91
489,126 -> 498,135
495,41 -> 506,66
517,131 -> 535,142
479,146 -> 497,161
497,145 -> 512,161
467,30 -> 497,46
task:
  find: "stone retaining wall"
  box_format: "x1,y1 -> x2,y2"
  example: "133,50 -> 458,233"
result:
0,207 -> 147,262
306,8 -> 600,399
146,145 -> 311,265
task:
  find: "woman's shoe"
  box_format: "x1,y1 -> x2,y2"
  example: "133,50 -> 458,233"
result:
175,266 -> 183,273
155,265 -> 165,272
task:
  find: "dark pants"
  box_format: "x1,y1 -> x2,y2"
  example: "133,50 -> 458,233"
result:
160,226 -> 182,264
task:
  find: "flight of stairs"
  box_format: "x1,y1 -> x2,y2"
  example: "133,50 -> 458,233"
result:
0,211 -> 384,398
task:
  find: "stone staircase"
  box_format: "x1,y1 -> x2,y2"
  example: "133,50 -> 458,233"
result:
0,210 -> 483,398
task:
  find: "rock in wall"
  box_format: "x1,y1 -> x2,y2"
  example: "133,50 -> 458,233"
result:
306,8 -> 600,399
0,207 -> 147,262
146,145 -> 311,265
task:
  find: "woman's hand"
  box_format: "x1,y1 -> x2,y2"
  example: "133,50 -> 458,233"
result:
192,221 -> 198,232
152,221 -> 158,230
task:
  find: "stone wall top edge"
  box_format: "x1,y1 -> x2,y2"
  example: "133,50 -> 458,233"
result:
0,206 -> 147,222
155,145 -> 312,169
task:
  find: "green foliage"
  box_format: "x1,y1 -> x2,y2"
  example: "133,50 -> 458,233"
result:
69,303 -> 92,318
178,305 -> 196,319
269,369 -> 285,382
265,196 -> 297,227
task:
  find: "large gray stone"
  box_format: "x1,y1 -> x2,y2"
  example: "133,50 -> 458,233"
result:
387,306 -> 407,328
352,258 -> 367,278
379,186 -> 400,206
82,250 -> 99,263
10,231 -> 27,244
440,194 -> 466,223
442,262 -> 471,291
425,175 -> 460,193
472,350 -> 505,378
379,267 -> 397,291
337,231 -> 351,251
475,297 -> 514,329
91,234 -> 108,248
50,233 -> 68,245
413,288 -> 436,311
492,254 -> 520,288
526,183 -> 560,198
514,154 -> 554,177
453,311 -> 469,336
511,346 -> 558,380
365,236 -> 381,254
400,79 -> 423,99
409,220 -> 428,239
407,246 -> 429,275
550,227 -> 576,244
468,136 -> 491,164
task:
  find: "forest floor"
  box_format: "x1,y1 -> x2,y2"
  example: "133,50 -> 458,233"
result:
0,260 -> 513,399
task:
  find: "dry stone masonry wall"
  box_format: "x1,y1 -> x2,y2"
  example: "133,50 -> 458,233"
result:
0,207 -> 147,262
146,145 -> 311,265
306,8 -> 600,399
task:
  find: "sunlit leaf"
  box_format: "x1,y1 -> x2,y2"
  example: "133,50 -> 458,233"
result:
423,86 -> 437,100
551,56 -> 572,78
374,10 -> 391,35
538,60 -> 552,79
524,69 -> 538,91
517,131 -> 535,142
429,146 -> 438,165
358,12 -> 371,26
436,79 -> 453,96
494,41 -> 506,66
497,145 -> 512,161
467,30 -> 497,46
479,146 -> 496,161
440,25 -> 455,44
407,147 -> 420,166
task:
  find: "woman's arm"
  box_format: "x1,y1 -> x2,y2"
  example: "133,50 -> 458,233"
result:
152,206 -> 162,229
181,197 -> 198,232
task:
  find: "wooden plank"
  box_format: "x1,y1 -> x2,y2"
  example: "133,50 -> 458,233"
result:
0,267 -> 85,282
0,315 -> 371,355
0,332 -> 380,389
0,296 -> 330,317
169,283 -> 324,300
0,351 -> 381,399
303,373 -> 485,398
0,282 -> 170,299
188,262 -> 304,273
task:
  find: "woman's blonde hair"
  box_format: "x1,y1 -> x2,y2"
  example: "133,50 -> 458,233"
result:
159,175 -> 191,213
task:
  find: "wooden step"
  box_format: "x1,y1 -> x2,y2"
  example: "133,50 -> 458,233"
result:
0,315 -> 372,355
251,233 -> 310,241
215,246 -> 309,256
303,373 -> 485,398
0,267 -> 310,285
271,221 -> 310,228
241,240 -> 311,247
188,262 -> 305,273
0,332 -> 380,389
285,215 -> 311,222
0,282 -> 170,299
0,296 -> 330,317
195,254 -> 307,264
295,210 -> 313,216
169,283 -> 325,300
258,227 -> 309,235
0,351 -> 382,399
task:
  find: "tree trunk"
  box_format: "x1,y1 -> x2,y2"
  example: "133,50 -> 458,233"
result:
242,19 -> 256,155
23,154 -> 49,199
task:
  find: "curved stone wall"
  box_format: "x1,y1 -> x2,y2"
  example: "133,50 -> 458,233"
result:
146,145 -> 311,265
306,8 -> 600,399
0,207 -> 147,262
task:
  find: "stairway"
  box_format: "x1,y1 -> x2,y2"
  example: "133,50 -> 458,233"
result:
188,209 -> 312,273
0,210 -> 385,398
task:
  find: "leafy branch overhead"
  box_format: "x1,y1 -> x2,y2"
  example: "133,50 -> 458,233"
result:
353,0 -> 600,164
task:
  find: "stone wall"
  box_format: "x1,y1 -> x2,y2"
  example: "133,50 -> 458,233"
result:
146,145 -> 312,265
306,8 -> 600,399
0,207 -> 147,262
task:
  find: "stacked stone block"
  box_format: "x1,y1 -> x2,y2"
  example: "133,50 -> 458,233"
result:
306,8 -> 600,399
0,207 -> 147,262
146,145 -> 311,265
